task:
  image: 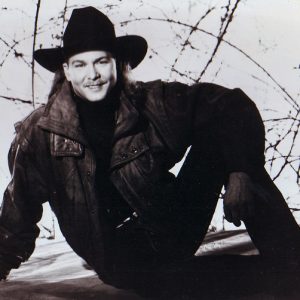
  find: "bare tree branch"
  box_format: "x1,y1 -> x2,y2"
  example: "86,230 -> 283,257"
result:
60,0 -> 68,46
32,0 -> 41,109
170,7 -> 215,77
0,95 -> 33,104
121,16 -> 299,111
196,0 -> 241,82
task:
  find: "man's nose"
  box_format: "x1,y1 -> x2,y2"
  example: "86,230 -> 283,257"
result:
87,65 -> 100,79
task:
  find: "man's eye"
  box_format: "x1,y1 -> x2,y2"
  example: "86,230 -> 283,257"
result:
97,59 -> 109,64
74,64 -> 84,68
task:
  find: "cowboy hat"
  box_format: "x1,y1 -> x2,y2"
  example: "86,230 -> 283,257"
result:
34,6 -> 148,72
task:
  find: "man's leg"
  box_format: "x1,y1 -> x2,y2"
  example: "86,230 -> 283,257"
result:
167,128 -> 300,261
104,128 -> 226,291
243,169 -> 300,258
167,129 -> 226,256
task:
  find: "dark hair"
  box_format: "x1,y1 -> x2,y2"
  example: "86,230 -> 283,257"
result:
48,58 -> 135,100
48,66 -> 65,99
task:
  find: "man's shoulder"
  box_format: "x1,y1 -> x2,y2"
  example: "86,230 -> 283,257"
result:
135,80 -> 188,106
137,79 -> 229,98
13,105 -> 47,148
15,105 -> 45,133
138,79 -> 187,93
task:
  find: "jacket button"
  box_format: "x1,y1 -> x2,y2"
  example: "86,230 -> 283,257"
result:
131,147 -> 138,154
120,152 -> 128,159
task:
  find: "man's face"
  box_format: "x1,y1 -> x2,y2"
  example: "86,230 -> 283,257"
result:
63,50 -> 117,102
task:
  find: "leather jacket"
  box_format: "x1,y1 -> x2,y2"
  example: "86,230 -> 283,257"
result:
0,79 -> 265,276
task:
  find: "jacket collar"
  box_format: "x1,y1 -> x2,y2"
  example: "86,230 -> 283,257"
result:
37,80 -> 140,146
113,91 -> 139,143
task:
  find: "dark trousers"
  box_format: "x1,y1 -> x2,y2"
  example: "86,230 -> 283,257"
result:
107,128 -> 300,292
174,133 -> 300,258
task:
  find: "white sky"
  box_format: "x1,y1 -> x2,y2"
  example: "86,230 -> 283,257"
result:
0,0 -> 299,230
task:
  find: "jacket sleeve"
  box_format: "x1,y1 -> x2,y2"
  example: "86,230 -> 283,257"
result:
162,81 -> 266,176
0,126 -> 46,272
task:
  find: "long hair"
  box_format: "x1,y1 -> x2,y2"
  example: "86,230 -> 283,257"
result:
47,59 -> 136,100
48,66 -> 66,99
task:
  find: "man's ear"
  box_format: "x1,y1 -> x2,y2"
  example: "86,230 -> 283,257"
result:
63,63 -> 70,81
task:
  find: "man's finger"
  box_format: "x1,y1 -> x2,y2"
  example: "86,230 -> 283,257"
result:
224,213 -> 233,223
224,205 -> 242,227
232,215 -> 241,227
230,207 -> 242,227
224,206 -> 233,223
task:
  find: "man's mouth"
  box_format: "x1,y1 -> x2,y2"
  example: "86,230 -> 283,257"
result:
85,82 -> 106,89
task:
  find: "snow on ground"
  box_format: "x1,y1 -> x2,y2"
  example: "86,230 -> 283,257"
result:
1,231 -> 299,300
1,238 -> 142,300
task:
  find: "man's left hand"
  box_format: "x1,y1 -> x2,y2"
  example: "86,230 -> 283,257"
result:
223,172 -> 255,227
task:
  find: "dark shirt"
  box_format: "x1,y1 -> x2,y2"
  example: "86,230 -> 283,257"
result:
74,94 -> 133,228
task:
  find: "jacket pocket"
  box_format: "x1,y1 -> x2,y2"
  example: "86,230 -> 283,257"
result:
110,132 -> 149,170
50,133 -> 83,157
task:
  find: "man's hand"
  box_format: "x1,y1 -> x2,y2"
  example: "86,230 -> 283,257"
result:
0,262 -> 11,281
223,172 -> 255,227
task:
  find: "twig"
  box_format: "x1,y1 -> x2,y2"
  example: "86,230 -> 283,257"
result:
120,16 -> 299,110
0,95 -> 32,104
32,0 -> 41,109
196,0 -> 241,82
60,0 -> 68,46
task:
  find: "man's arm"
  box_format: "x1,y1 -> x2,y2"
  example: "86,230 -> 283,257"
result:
0,131 -> 46,280
208,88 -> 266,226
162,82 -> 267,226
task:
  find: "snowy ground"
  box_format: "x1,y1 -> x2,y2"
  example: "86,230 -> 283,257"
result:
1,230 -> 299,300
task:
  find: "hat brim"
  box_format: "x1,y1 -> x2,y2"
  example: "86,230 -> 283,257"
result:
34,35 -> 147,72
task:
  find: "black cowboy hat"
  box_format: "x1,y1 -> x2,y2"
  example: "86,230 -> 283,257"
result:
34,6 -> 148,72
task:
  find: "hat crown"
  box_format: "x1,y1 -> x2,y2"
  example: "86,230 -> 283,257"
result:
33,6 -> 148,72
63,7 -> 116,50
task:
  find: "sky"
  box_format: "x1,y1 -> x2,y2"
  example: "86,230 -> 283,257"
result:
0,0 -> 299,231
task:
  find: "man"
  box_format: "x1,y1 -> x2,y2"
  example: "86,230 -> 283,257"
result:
0,6 -> 299,294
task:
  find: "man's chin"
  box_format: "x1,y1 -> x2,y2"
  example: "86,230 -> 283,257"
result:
83,91 -> 107,102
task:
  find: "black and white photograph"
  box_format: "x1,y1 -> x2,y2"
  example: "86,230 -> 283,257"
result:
0,1 -> 299,299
